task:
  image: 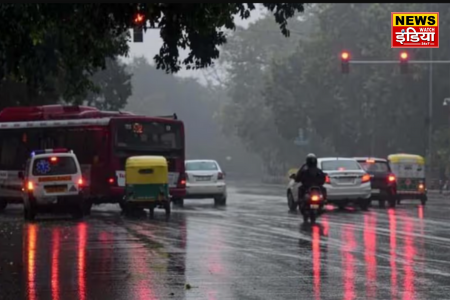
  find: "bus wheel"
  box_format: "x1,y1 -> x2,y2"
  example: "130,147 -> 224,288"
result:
0,199 -> 7,212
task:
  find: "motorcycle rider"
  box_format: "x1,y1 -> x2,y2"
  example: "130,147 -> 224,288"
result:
294,153 -> 327,206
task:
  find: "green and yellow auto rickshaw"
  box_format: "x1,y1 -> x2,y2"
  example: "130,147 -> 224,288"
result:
388,153 -> 427,205
121,156 -> 171,217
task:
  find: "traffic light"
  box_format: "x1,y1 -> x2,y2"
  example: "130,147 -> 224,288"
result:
400,51 -> 408,74
132,13 -> 145,43
341,51 -> 350,74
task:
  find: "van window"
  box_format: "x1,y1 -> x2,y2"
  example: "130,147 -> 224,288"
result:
32,157 -> 77,176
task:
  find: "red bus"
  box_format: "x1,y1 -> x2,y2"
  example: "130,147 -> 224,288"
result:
0,105 -> 186,211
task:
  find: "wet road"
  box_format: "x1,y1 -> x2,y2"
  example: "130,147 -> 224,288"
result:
0,183 -> 448,300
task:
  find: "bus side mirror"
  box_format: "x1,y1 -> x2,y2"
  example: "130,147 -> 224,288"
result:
18,172 -> 24,179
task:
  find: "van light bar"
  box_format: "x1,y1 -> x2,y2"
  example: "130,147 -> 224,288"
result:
31,148 -> 71,156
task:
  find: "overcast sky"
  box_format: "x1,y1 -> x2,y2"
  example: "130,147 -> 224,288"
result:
120,7 -> 265,84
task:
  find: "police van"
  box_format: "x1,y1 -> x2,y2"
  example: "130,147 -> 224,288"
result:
20,148 -> 85,220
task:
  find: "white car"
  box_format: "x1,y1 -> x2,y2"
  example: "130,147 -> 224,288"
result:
287,157 -> 371,210
20,148 -> 86,220
184,159 -> 227,206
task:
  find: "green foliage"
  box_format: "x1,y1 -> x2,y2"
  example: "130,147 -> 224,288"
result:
263,3 -> 450,167
217,12 -> 329,174
0,3 -> 304,101
82,58 -> 132,110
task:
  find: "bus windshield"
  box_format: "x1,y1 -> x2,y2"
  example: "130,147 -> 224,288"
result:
115,120 -> 182,150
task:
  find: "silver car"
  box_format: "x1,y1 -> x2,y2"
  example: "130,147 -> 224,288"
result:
184,159 -> 227,206
319,157 -> 371,210
287,157 -> 371,211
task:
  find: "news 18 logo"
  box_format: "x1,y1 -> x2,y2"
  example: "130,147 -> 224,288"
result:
391,12 -> 439,48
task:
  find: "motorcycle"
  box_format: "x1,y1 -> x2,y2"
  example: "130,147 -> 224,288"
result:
300,186 -> 325,224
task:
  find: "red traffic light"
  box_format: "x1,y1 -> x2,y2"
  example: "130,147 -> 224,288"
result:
134,13 -> 145,24
341,51 -> 350,60
400,51 -> 408,60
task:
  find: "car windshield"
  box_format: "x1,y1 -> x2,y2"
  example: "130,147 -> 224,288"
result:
186,161 -> 218,171
32,156 -> 77,176
359,161 -> 389,173
321,160 -> 361,171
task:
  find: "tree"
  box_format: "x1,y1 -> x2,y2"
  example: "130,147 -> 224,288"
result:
216,12 -> 325,176
82,58 -> 132,110
0,3 -> 304,100
263,3 -> 450,168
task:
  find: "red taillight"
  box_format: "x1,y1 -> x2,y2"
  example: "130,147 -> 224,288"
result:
108,177 -> 115,185
388,175 -> 396,182
361,174 -> 371,183
178,173 -> 186,187
311,195 -> 319,201
78,178 -> 84,186
50,156 -> 58,162
325,175 -> 330,184
27,181 -> 34,191
218,172 -> 224,180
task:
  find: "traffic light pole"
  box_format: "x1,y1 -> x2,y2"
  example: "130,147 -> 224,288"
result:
349,60 -> 450,64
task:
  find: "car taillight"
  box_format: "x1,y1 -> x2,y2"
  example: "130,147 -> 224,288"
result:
27,181 -> 34,191
218,172 -> 224,180
325,175 -> 330,184
178,173 -> 186,187
108,177 -> 115,185
361,174 -> 371,183
78,178 -> 84,187
388,175 -> 396,182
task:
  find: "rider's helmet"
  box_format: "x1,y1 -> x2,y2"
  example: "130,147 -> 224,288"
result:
306,153 -> 317,167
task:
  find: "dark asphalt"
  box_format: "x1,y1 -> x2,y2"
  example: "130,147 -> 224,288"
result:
0,183 -> 448,300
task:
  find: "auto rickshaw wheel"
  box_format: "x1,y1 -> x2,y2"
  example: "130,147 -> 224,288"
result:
164,201 -> 171,216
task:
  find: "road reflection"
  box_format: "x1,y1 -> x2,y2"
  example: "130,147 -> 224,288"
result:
26,224 -> 37,300
21,217 -> 188,300
364,213 -> 377,299
51,228 -> 60,300
389,209 -> 398,300
342,224 -> 356,300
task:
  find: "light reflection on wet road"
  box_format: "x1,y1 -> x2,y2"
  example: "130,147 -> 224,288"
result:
1,184 -> 450,299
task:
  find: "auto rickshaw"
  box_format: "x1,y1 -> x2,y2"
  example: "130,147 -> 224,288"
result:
121,156 -> 171,217
387,153 -> 427,205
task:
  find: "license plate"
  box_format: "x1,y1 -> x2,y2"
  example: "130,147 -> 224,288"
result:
311,204 -> 319,209
339,178 -> 354,183
196,177 -> 210,181
45,186 -> 67,193
371,189 -> 380,193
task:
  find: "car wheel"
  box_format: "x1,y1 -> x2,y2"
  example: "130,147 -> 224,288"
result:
24,205 -> 36,221
287,191 -> 297,212
338,204 -> 346,210
172,198 -> 184,207
0,199 -> 7,212
214,196 -> 226,206
360,199 -> 370,211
